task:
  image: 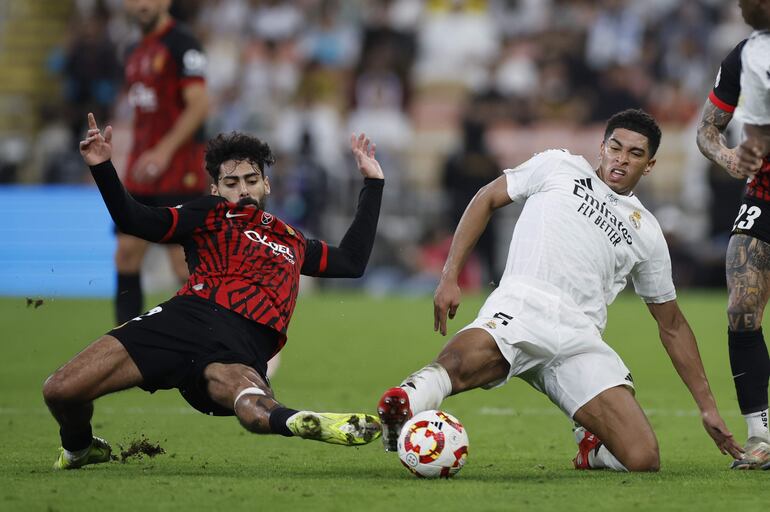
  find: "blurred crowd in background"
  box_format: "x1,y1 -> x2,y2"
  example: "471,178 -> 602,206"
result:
0,0 -> 756,293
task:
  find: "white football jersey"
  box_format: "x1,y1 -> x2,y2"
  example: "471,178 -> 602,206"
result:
491,149 -> 676,333
734,30 -> 770,126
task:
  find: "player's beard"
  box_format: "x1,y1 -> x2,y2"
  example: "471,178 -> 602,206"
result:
132,10 -> 162,35
140,16 -> 160,34
237,196 -> 266,210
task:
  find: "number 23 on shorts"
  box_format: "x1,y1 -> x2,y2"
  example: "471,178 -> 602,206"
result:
733,203 -> 762,231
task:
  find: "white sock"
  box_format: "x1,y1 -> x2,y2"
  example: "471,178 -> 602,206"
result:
233,386 -> 266,411
745,409 -> 769,440
285,411 -> 304,424
590,445 -> 628,472
400,363 -> 452,414
64,445 -> 91,462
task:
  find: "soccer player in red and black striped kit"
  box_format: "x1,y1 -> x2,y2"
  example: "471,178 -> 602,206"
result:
117,0 -> 210,325
696,0 -> 770,469
44,114 -> 384,469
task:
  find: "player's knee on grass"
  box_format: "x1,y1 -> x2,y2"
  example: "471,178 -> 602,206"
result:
575,385 -> 660,471
609,424 -> 660,472
622,443 -> 660,472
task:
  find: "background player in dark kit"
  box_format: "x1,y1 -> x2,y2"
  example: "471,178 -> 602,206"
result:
116,0 -> 210,324
696,0 -> 770,468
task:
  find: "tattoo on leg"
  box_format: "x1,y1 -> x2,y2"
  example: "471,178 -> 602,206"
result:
727,235 -> 770,331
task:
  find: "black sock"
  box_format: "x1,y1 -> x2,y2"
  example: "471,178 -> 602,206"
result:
116,273 -> 142,324
268,407 -> 300,437
60,425 -> 93,452
728,329 -> 770,414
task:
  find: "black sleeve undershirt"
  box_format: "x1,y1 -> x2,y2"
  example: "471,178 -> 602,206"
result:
89,160 -> 175,242
710,39 -> 747,110
302,178 -> 384,278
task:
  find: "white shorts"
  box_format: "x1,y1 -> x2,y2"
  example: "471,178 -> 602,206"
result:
462,283 -> 634,418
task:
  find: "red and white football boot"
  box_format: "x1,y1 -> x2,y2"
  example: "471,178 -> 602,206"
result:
573,426 -> 603,469
377,386 -> 412,452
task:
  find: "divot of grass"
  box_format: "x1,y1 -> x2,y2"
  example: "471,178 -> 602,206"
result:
117,436 -> 166,462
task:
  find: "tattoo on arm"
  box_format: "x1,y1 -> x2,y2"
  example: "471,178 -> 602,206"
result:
697,100 -> 739,176
726,235 -> 770,331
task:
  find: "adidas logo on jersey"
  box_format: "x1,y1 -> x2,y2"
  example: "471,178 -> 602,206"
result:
574,178 -> 593,190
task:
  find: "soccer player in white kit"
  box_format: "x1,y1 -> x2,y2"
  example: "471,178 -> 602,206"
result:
378,109 -> 744,471
735,1 -> 770,177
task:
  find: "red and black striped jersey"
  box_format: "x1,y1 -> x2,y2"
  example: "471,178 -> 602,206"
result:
90,160 -> 383,352
707,38 -> 770,200
123,20 -> 207,196
162,197 -> 319,344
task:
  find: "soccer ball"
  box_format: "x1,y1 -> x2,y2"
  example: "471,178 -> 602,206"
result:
397,410 -> 469,478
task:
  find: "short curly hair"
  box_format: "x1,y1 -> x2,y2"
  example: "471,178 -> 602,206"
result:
204,132 -> 276,182
604,109 -> 662,157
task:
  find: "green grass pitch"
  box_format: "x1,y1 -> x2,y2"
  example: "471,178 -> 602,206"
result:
0,290 -> 766,511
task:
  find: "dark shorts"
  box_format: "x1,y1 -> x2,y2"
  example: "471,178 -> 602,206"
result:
109,295 -> 279,416
115,193 -> 203,235
731,195 -> 770,245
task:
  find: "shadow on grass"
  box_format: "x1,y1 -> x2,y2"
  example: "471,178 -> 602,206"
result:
35,459 -> 678,484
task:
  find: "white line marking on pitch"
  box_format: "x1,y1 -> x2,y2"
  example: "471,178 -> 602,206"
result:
0,406 -> 742,418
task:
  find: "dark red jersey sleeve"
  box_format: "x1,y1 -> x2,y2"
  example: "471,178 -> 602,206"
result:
708,39 -> 747,113
301,178 -> 384,277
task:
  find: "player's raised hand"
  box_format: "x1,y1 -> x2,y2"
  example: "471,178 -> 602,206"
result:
350,133 -> 384,180
79,113 -> 113,166
701,408 -> 744,459
434,277 -> 461,336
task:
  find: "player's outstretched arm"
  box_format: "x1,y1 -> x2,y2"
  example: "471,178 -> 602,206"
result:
646,300 -> 743,459
695,100 -> 748,179
434,176 -> 512,336
81,113 -> 177,242
300,133 -> 384,279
